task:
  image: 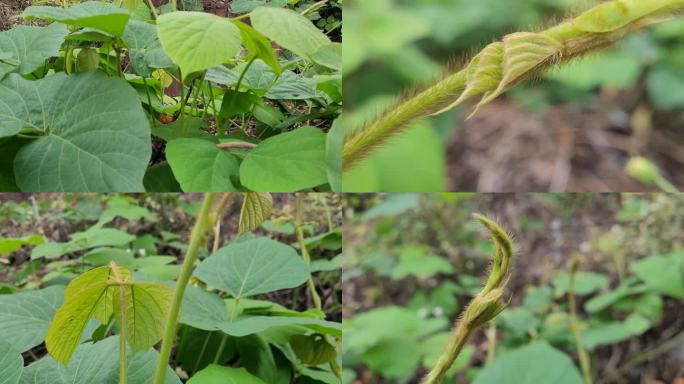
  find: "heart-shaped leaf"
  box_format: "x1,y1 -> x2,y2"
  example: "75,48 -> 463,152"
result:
0,23 -> 68,80
472,342 -> 583,384
194,237 -> 309,299
166,138 -> 240,192
0,286 -> 64,352
250,7 -> 330,62
157,11 -> 242,77
19,336 -> 181,384
22,2 -> 131,37
0,71 -> 151,191
122,20 -> 174,77
240,127 -> 328,192
238,193 -> 273,234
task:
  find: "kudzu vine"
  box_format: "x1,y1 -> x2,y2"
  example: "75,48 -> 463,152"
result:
422,214 -> 514,384
343,0 -> 684,170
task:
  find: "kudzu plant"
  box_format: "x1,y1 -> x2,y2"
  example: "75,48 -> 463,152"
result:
343,0 -> 684,171
0,193 -> 342,383
422,214 -> 514,384
0,1 -> 341,192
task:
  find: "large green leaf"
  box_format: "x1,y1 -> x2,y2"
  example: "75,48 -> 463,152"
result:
250,7 -> 330,62
22,2 -> 131,37
472,342 -> 583,384
180,287 -> 342,337
45,264 -> 173,364
32,227 -> 135,260
0,71 -> 151,191
195,237 -> 309,299
166,138 -> 240,192
239,193 -> 273,234
19,336 -> 181,384
0,341 -> 23,384
240,127 -> 328,191
188,365 -> 265,384
0,234 -> 44,254
0,23 -> 68,80
0,286 -> 64,352
122,20 -> 174,76
157,11 -> 242,77
630,250 -> 684,298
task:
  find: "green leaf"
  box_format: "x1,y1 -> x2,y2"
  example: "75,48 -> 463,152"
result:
239,193 -> 274,234
391,245 -> 454,279
144,162 -> 182,192
552,272 -> 610,298
0,341 -> 22,384
326,119 -> 342,191
250,7 -> 330,62
240,127 -> 328,192
0,234 -> 44,254
19,336 -> 181,384
647,65 -> 684,110
188,365 -> 265,384
151,117 -> 215,143
157,11 -> 241,77
265,72 -> 318,100
290,334 -> 337,365
0,138 -> 24,191
363,337 -> 422,379
233,20 -> 281,75
630,250 -> 684,298
0,23 -> 68,80
310,43 -> 342,71
0,286 -> 64,352
166,138 -> 240,192
472,342 -> 583,384
45,264 -> 173,364
0,71 -> 150,191
195,237 -> 309,298
546,51 -> 642,91
22,2 -> 131,37
32,227 -> 135,260
122,20 -> 174,77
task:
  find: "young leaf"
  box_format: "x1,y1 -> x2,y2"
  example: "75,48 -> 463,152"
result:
0,71 -> 151,192
0,286 -> 64,352
0,341 -> 22,384
187,365 -> 265,384
45,264 -> 173,365
157,12 -> 242,78
239,192 -> 274,234
22,1 -> 131,37
250,7 -> 331,62
194,237 -> 309,299
166,138 -> 240,192
0,24 -> 68,80
240,127 -> 328,192
233,20 -> 282,75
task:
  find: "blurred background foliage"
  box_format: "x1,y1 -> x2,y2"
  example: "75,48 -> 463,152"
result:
342,193 -> 684,383
343,0 -> 684,192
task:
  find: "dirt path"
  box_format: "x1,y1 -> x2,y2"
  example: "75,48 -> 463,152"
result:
0,0 -> 31,31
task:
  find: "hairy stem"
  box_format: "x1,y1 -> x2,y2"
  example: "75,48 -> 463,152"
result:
343,0 -> 684,171
153,193 -> 217,384
422,214 -> 514,384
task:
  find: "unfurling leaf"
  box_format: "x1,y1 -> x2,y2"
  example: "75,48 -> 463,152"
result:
238,192 -> 274,234
45,263 -> 173,365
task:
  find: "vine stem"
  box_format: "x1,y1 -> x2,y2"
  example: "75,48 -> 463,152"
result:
422,321 -> 472,384
295,194 -> 323,314
153,193 -> 217,384
568,259 -> 593,384
343,0 -> 684,171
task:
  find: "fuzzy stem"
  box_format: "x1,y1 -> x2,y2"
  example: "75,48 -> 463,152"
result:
153,193 -> 217,384
422,214 -> 514,384
343,0 -> 684,171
